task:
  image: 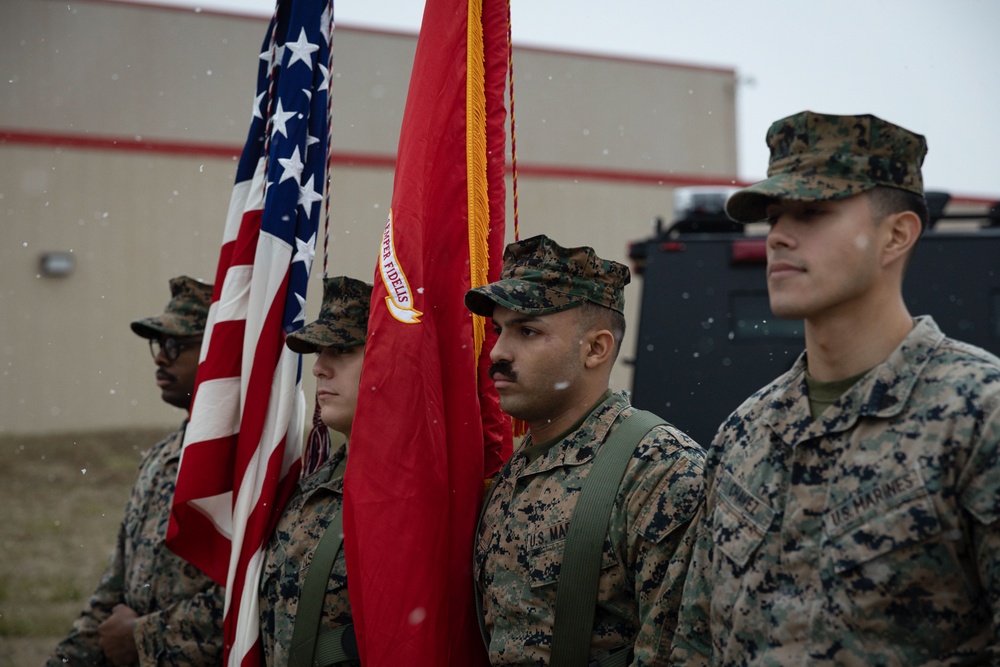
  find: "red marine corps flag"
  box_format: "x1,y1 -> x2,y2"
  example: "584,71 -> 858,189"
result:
343,0 -> 513,664
165,1 -> 333,664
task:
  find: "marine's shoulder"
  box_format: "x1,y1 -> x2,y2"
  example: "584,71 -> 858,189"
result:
619,412 -> 706,542
919,336 -> 1000,407
616,405 -> 706,471
930,336 -> 1000,372
646,421 -> 706,463
135,426 -> 185,473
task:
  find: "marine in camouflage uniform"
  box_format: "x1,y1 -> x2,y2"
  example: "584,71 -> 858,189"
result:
671,112 -> 1000,665
258,276 -> 370,667
466,236 -> 706,666
48,276 -> 224,667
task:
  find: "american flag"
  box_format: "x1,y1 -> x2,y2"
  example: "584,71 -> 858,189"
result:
165,1 -> 333,665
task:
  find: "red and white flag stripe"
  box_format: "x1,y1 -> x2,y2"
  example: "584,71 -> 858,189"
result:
167,2 -> 333,664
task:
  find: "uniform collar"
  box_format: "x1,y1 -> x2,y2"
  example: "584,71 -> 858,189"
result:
298,444 -> 348,497
764,316 -> 944,445
517,389 -> 629,477
161,420 -> 189,463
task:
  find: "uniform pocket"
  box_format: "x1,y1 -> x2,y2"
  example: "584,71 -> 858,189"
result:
260,537 -> 288,595
258,538 -> 289,638
823,467 -> 941,574
527,534 -> 619,589
528,539 -> 564,589
713,472 -> 773,569
820,467 -> 981,649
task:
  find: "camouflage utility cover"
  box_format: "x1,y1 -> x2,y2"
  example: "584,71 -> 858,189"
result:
131,275 -> 213,339
47,426 -> 224,666
671,317 -> 1000,665
286,276 -> 371,354
726,111 -> 927,222
476,391 -> 706,665
259,446 -> 358,667
465,234 -> 630,316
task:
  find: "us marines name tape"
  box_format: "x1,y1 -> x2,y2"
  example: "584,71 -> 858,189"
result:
824,468 -> 925,536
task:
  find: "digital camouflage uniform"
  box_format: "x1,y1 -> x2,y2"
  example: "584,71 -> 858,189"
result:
48,276 -> 223,667
671,317 -> 1000,665
259,446 -> 358,667
476,391 -> 705,666
466,235 -> 707,666
48,428 -> 225,667
672,113 -> 1000,665
258,275 -> 370,667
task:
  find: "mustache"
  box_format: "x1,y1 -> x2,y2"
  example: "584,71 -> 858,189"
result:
488,360 -> 516,382
156,370 -> 176,383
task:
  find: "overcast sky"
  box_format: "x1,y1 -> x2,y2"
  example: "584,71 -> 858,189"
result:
121,0 -> 1000,200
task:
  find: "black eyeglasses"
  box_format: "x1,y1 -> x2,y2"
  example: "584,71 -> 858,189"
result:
149,336 -> 202,362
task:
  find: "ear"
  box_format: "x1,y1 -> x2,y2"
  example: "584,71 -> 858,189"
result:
880,210 -> 921,268
582,328 -> 616,369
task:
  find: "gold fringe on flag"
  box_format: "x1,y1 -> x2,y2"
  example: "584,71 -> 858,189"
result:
466,0 -> 490,361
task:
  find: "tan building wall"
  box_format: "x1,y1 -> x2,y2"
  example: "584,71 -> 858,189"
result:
0,0 -> 738,435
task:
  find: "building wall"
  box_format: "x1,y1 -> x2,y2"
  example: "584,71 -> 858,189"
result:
0,0 -> 738,435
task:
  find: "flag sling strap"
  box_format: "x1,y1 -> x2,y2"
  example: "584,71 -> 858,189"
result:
475,410 -> 665,664
314,623 -> 357,665
550,409 -> 665,667
287,506 -> 346,667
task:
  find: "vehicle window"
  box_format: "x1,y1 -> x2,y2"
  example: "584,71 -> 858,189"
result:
729,292 -> 804,341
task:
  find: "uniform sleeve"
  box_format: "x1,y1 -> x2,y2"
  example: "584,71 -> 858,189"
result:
46,524 -> 128,667
669,419 -> 732,667
962,398 -> 1000,660
974,519 -> 1000,661
668,502 -> 712,666
133,578 -> 225,667
629,447 -> 705,667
